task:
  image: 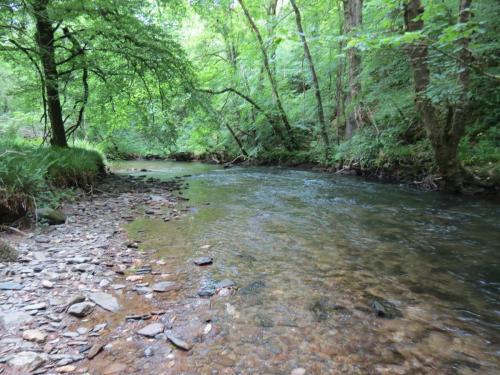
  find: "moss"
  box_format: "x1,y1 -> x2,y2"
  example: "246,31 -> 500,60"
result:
0,239 -> 17,262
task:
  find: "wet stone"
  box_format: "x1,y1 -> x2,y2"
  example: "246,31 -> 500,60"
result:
88,292 -> 120,312
137,323 -> 164,337
370,299 -> 402,319
87,341 -> 105,359
152,281 -> 177,292
216,279 -> 236,289
193,256 -> 213,266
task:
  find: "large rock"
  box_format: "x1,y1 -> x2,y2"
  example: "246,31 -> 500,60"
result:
137,323 -> 164,337
8,351 -> 48,370
68,302 -> 94,318
88,292 -> 120,312
35,208 -> 67,225
0,239 -> 17,262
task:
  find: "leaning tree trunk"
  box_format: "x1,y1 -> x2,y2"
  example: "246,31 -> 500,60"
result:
290,0 -> 329,149
32,0 -> 67,147
237,0 -> 296,150
404,0 -> 473,192
343,0 -> 365,139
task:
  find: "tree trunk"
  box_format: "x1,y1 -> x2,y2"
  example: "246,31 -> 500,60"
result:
32,0 -> 67,147
343,0 -> 364,139
237,0 -> 296,150
404,0 -> 473,192
290,0 -> 329,148
334,0 -> 346,142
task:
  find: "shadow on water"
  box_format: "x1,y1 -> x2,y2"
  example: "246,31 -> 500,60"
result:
113,160 -> 500,374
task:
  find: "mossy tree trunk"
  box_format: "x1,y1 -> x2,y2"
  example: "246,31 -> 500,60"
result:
32,0 -> 67,147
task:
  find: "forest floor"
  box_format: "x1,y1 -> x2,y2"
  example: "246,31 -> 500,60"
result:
0,173 -> 231,374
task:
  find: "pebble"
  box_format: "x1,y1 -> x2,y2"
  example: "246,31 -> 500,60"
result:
42,280 -> 54,289
24,302 -> 47,311
291,369 -> 306,375
56,365 -> 76,373
87,341 -> 105,359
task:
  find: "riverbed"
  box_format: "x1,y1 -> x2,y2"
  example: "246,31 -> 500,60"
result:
113,160 -> 500,374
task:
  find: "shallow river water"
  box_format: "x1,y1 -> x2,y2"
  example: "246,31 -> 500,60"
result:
112,160 -> 500,374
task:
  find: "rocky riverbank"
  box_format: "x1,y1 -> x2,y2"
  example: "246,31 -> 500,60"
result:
0,173 -> 233,374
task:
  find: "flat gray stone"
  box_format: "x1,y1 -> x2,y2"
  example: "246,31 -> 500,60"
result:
68,302 -> 94,318
166,332 -> 191,351
88,292 -> 120,312
23,302 -> 46,311
152,281 -> 177,292
8,351 -> 48,369
0,310 -> 32,329
0,281 -> 23,290
137,323 -> 164,337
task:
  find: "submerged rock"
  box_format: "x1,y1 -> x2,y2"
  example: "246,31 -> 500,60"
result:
193,256 -> 213,266
369,299 -> 402,319
152,281 -> 177,292
36,208 -> 67,225
309,298 -> 349,322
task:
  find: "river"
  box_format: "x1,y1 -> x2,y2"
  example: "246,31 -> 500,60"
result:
112,160 -> 500,374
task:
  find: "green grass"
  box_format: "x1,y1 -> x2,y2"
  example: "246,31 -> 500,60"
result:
0,139 -> 105,222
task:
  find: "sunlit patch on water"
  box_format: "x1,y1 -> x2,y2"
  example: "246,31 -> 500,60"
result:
113,161 -> 500,374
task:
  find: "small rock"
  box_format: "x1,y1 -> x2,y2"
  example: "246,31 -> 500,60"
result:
152,281 -> 177,292
22,329 -> 47,343
42,280 -> 54,289
24,302 -> 47,311
126,275 -> 143,282
137,323 -> 164,337
0,281 -> 23,290
166,332 -> 191,351
291,368 -> 306,375
66,295 -> 86,307
144,347 -> 154,357
87,341 -> 105,359
68,302 -> 94,318
56,365 -> 76,373
88,292 -> 120,312
193,256 -> 213,266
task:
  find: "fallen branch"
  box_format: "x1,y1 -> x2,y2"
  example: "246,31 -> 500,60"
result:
0,225 -> 28,236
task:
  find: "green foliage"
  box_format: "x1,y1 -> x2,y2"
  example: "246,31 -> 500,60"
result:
0,139 -> 105,222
